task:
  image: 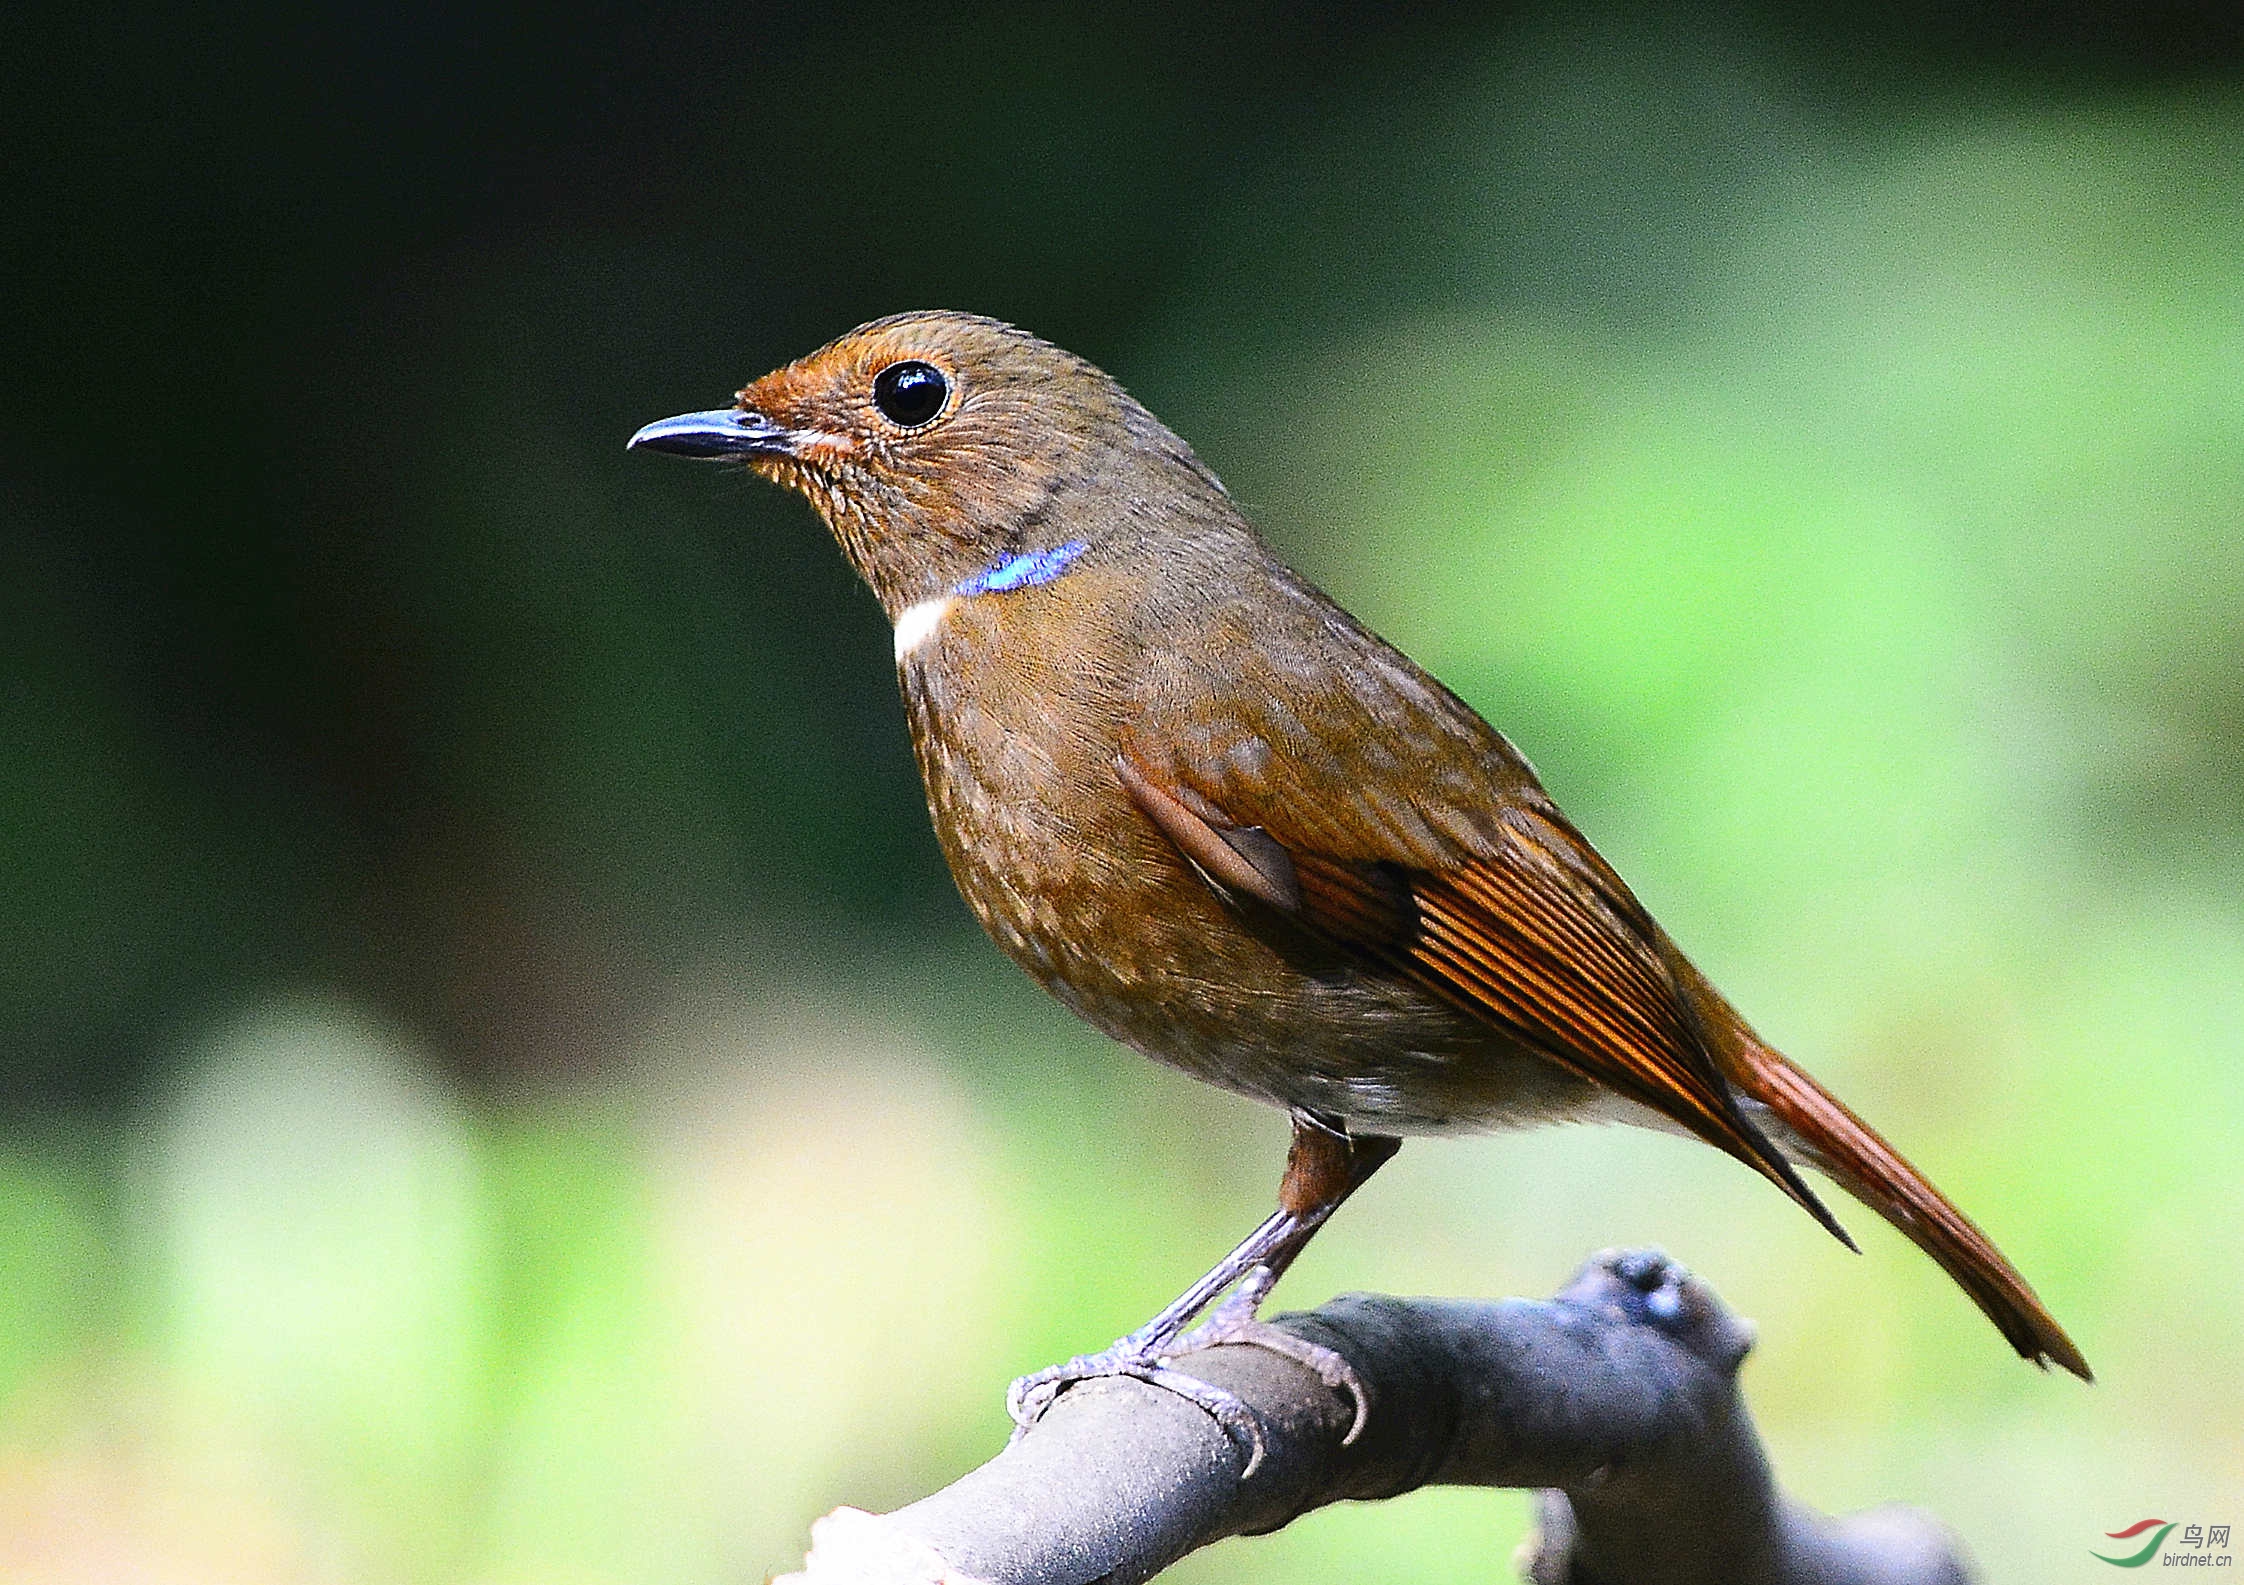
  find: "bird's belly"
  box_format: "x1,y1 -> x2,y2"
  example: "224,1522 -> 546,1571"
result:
902,675 -> 1594,1136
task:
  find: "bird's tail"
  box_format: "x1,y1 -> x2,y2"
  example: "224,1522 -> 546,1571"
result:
1662,943 -> 2093,1381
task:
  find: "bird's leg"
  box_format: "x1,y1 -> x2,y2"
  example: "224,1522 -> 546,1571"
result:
1006,1112 -> 1400,1469
1163,1114 -> 1399,1442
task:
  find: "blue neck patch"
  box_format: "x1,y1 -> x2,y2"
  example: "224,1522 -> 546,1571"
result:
954,540 -> 1090,598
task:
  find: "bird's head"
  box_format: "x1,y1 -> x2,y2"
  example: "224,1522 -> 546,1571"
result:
630,310 -> 1230,617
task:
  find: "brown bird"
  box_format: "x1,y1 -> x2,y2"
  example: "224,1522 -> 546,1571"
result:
630,311 -> 2090,1447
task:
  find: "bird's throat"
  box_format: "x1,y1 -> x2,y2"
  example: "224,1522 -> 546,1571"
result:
893,594 -> 958,661
891,540 -> 1091,662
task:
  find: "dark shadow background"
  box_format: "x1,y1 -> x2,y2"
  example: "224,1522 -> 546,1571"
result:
9,0 -> 2241,1104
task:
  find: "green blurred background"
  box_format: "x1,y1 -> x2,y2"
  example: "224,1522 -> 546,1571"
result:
4,3 -> 2241,1580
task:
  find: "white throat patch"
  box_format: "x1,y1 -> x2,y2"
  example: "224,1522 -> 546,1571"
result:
892,595 -> 957,662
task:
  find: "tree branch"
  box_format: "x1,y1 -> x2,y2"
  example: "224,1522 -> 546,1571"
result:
780,1248 -> 1975,1585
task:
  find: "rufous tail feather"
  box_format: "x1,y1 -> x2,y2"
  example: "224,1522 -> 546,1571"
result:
1663,941 -> 2092,1380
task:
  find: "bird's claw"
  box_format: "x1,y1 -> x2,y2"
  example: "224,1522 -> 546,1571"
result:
1007,1345 -> 1272,1476
1004,1348 -> 1115,1430
1166,1293 -> 1372,1444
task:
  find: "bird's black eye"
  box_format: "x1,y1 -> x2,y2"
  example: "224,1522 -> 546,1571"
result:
873,361 -> 949,428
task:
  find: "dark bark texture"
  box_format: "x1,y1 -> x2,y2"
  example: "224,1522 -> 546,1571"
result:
781,1249 -> 1975,1585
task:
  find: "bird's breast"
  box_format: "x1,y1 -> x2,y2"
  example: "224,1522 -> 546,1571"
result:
894,585 -> 1153,992
889,578 -> 1588,1133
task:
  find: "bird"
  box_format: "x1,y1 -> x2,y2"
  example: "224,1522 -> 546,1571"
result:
629,310 -> 2091,1448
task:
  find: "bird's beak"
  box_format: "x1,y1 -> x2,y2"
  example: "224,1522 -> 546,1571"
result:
626,407 -> 800,460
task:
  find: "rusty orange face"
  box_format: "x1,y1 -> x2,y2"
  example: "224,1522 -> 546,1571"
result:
632,311 -> 1141,613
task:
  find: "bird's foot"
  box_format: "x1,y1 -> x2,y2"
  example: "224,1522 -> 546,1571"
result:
1166,1283 -> 1372,1444
1007,1340 -> 1270,1474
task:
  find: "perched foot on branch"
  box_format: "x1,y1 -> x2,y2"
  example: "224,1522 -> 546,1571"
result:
1007,1114 -> 1399,1478
1006,1338 -> 1268,1469
1165,1268 -> 1372,1443
1004,1266 -> 1369,1474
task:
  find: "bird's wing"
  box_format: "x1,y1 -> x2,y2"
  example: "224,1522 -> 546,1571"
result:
1116,666 -> 1847,1239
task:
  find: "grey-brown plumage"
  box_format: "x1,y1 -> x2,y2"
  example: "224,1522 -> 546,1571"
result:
629,310 -> 2090,1434
904,546 -> 1613,1138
